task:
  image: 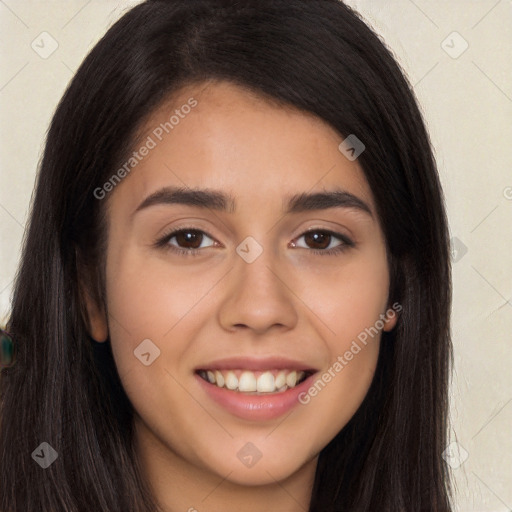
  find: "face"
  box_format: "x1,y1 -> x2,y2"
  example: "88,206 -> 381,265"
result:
85,80 -> 397,489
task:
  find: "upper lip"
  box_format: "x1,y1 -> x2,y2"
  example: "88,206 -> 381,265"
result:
195,356 -> 318,372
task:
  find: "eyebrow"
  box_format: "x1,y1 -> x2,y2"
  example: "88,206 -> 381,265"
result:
132,186 -> 373,217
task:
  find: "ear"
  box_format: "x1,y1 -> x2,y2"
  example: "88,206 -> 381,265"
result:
82,285 -> 109,342
382,303 -> 400,332
76,247 -> 108,342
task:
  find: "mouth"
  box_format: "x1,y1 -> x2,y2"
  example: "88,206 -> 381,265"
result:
196,368 -> 314,395
194,358 -> 319,421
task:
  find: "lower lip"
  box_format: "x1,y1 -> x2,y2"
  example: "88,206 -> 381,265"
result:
195,372 -> 316,421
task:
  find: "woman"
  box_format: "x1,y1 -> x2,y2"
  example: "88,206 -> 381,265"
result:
0,0 -> 453,510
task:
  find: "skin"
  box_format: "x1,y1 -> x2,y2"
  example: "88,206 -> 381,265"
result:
84,80 -> 397,512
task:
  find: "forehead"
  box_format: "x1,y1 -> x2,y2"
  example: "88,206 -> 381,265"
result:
108,79 -> 375,216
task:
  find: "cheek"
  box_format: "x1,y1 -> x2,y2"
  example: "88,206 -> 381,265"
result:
102,254 -> 199,435
105,246 -> 203,337
298,247 -> 390,344
292,247 -> 389,415
101,247 -> 192,387
102,245 -> 231,401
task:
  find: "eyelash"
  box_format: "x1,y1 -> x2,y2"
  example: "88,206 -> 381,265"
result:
153,226 -> 355,257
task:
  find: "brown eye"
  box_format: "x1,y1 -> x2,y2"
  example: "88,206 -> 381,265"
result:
303,231 -> 332,250
173,229 -> 206,249
154,227 -> 217,257
293,229 -> 355,256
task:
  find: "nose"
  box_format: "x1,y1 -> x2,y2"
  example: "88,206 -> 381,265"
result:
217,243 -> 299,336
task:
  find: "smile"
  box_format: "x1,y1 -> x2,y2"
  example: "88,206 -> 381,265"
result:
196,369 -> 311,394
194,357 -> 319,421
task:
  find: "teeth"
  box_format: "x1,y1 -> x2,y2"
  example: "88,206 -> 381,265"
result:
225,371 -> 238,390
239,371 -> 257,392
199,369 -> 307,394
274,371 -> 286,389
214,370 -> 224,387
257,371 -> 275,392
286,371 -> 297,388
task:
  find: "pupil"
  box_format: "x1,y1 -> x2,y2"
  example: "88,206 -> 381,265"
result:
178,230 -> 201,249
306,231 -> 329,249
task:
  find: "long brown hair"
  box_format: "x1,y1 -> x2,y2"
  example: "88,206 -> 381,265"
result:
1,1 -> 453,510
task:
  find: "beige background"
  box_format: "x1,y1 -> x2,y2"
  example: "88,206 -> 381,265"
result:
1,1 -> 511,510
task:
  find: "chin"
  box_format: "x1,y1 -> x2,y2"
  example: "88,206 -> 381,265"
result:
201,447 -> 313,487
